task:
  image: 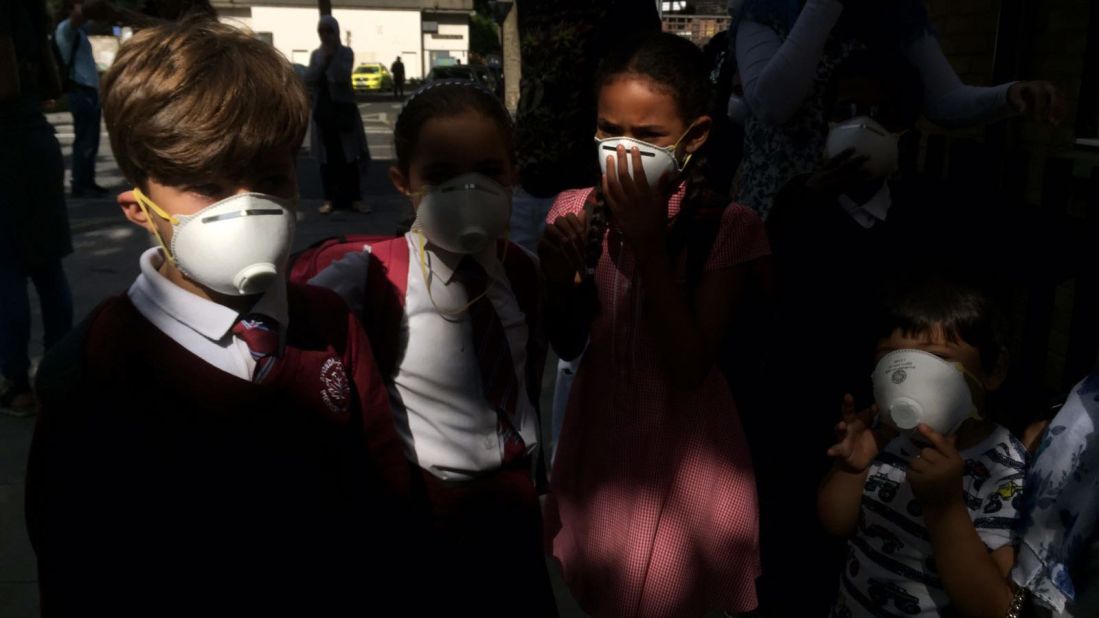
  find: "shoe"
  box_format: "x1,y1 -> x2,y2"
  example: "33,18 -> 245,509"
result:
351,201 -> 372,214
0,379 -> 36,418
319,201 -> 334,215
71,185 -> 109,199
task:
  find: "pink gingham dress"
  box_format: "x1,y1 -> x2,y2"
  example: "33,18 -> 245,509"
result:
543,186 -> 767,617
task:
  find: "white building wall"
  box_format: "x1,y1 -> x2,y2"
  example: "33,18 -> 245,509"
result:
248,6 -> 426,79
421,15 -> 469,76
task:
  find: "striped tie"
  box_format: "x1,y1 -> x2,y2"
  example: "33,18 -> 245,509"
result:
456,257 -> 527,464
232,314 -> 280,383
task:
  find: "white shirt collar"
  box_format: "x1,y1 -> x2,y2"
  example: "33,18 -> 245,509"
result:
838,182 -> 892,229
131,248 -> 289,343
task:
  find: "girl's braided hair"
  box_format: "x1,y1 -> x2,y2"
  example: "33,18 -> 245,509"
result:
586,32 -> 726,293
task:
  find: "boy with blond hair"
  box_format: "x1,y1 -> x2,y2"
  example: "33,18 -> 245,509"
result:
26,19 -> 412,615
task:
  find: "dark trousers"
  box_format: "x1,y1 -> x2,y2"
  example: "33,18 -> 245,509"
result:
68,86 -> 101,192
416,464 -> 558,617
394,79 -> 405,98
319,128 -> 362,210
0,251 -> 72,390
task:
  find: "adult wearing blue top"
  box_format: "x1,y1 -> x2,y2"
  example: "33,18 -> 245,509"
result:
55,0 -> 106,198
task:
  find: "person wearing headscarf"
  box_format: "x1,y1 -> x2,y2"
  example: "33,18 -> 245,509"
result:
306,15 -> 371,214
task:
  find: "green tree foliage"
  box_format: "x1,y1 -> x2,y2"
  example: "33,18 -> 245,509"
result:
470,13 -> 501,58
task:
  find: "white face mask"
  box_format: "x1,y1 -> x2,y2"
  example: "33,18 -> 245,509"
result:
825,115 -> 900,179
412,172 -> 512,255
134,189 -> 296,296
594,132 -> 692,191
872,349 -> 981,436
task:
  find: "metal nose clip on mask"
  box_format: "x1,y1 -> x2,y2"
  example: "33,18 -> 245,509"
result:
133,188 -> 296,296
594,128 -> 695,190
412,172 -> 512,256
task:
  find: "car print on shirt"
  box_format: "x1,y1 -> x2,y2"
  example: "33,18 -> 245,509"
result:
867,579 -> 921,615
863,523 -> 905,554
984,480 -> 1023,513
866,472 -> 901,503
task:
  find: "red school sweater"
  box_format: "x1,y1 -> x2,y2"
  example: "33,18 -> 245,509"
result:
25,283 -> 419,617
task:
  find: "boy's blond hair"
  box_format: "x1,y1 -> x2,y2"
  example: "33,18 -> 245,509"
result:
102,18 -> 309,189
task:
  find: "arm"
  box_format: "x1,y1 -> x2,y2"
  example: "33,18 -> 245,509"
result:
540,210 -> 597,362
907,34 -> 1015,129
327,46 -> 354,84
818,395 -> 883,537
304,49 -> 328,87
736,0 -> 844,126
908,425 -> 1016,618
924,504 -> 1016,617
308,251 -> 372,319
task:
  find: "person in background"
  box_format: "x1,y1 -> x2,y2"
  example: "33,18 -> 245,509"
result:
56,1 -> 107,198
1011,371 -> 1099,617
730,0 -> 1066,218
391,55 -> 406,99
307,15 -> 371,215
0,0 -> 73,417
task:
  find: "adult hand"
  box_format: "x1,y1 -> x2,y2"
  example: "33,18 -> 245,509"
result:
540,211 -> 588,287
1008,81 -> 1068,126
602,145 -> 671,262
907,424 -> 965,510
805,148 -> 871,198
827,394 -> 889,473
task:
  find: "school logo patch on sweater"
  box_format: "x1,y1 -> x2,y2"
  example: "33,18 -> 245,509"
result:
320,357 -> 351,416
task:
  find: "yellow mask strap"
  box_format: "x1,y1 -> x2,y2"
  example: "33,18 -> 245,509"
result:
413,230 -> 509,318
132,187 -> 179,264
670,122 -> 700,172
951,361 -> 987,419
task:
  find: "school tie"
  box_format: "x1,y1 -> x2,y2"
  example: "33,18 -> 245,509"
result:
455,256 -> 527,464
232,314 -> 280,383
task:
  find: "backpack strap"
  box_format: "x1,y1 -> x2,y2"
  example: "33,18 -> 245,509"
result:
360,237 -> 411,378
499,240 -> 550,493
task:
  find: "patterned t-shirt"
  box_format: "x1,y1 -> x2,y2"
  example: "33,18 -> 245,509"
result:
831,425 -> 1028,618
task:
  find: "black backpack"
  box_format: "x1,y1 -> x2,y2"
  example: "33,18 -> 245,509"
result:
50,28 -> 80,92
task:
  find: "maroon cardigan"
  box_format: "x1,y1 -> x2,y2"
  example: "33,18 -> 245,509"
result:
26,283 -> 421,616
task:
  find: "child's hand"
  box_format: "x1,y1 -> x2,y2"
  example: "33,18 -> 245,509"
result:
907,424 -> 965,510
603,145 -> 671,260
539,212 -> 588,287
827,394 -> 885,473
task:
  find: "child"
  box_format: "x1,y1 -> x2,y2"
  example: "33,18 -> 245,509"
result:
309,80 -> 557,615
25,20 -> 411,615
760,49 -> 936,616
819,278 -> 1028,617
539,32 -> 768,617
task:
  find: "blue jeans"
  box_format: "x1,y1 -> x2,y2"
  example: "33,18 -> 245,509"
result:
69,86 -> 102,191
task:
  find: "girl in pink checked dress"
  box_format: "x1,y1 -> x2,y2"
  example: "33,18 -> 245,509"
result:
539,32 -> 768,617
